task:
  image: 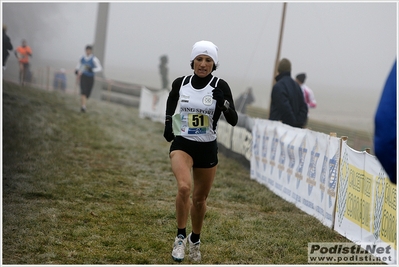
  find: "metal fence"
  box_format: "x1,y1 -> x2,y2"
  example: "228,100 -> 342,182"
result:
246,105 -> 373,153
3,62 -> 374,154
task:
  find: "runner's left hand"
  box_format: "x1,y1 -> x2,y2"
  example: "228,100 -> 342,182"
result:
212,88 -> 224,107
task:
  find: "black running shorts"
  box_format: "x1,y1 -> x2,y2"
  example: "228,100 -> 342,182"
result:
170,136 -> 218,168
80,74 -> 94,98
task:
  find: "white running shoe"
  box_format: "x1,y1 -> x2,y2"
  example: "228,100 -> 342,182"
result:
171,234 -> 186,262
188,233 -> 201,262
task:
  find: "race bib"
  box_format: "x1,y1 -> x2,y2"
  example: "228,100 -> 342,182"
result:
188,113 -> 209,128
173,113 -> 210,135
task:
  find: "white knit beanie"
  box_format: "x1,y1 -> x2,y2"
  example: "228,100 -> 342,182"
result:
190,40 -> 219,66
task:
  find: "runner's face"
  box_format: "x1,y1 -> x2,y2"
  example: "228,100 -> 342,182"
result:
193,55 -> 214,78
85,48 -> 92,56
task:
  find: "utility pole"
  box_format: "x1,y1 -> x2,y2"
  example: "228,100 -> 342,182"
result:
272,2 -> 287,87
268,2 -> 287,116
92,2 -> 109,100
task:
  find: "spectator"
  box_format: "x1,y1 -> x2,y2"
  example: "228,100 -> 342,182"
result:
53,68 -> 67,91
159,55 -> 169,90
374,59 -> 396,184
235,87 -> 255,114
295,73 -> 317,109
269,58 -> 308,128
2,24 -> 13,70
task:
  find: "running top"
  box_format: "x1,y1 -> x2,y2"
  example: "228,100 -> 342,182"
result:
166,73 -> 238,143
173,75 -> 219,142
76,54 -> 102,77
15,46 -> 32,64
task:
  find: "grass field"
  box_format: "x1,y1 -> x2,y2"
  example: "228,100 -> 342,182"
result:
3,80 -> 354,264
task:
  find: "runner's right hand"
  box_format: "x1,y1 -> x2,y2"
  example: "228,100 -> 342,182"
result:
163,119 -> 174,142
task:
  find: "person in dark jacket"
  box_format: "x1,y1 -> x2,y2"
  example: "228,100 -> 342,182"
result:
374,59 -> 396,184
3,24 -> 13,70
269,58 -> 308,128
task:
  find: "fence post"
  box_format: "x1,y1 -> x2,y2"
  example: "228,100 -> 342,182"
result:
107,80 -> 112,102
331,135 -> 349,229
46,66 -> 50,91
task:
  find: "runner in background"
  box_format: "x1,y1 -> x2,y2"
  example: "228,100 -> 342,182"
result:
14,39 -> 32,85
75,45 -> 102,112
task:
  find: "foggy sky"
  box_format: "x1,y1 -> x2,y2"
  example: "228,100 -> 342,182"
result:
2,1 -> 397,132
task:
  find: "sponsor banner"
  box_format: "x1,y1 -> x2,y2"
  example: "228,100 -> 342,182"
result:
138,87 -> 168,123
250,119 -> 340,228
308,242 -> 395,264
216,120 -> 233,150
334,141 -> 396,265
217,120 -> 252,161
231,125 -> 252,161
364,153 -> 396,252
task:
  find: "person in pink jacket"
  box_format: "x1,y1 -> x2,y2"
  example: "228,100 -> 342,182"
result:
296,73 -> 317,109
